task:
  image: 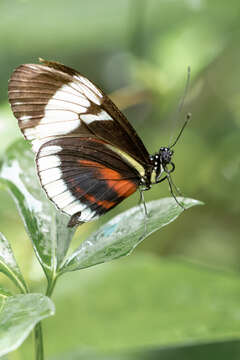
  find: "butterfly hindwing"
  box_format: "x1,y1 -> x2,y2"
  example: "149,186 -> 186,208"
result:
36,137 -> 140,226
8,59 -> 150,165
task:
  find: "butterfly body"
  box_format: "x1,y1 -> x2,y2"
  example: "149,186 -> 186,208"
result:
8,59 -> 176,227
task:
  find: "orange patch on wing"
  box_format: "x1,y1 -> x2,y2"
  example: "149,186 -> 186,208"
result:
78,159 -> 104,167
98,167 -> 122,182
112,179 -> 137,198
97,167 -> 137,198
78,161 -> 137,199
85,193 -> 116,209
75,186 -> 116,209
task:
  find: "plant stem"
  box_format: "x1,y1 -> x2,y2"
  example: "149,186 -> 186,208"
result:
34,275 -> 57,360
46,275 -> 57,297
34,322 -> 44,360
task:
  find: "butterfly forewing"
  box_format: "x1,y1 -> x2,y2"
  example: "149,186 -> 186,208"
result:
8,60 -> 150,165
8,63 -> 95,152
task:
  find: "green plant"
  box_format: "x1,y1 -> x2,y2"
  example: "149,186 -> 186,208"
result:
0,139 -> 200,359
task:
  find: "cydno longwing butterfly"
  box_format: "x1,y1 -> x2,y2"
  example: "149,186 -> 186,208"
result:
8,59 -> 188,227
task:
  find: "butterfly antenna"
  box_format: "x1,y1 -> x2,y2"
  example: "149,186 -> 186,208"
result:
169,112 -> 191,149
168,66 -> 191,147
178,66 -> 191,114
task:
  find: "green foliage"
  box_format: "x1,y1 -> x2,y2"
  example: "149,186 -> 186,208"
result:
0,140 -> 75,283
0,293 -> 55,357
42,255 -> 240,355
0,286 -> 12,297
0,231 -> 27,293
47,340 -> 240,360
61,198 -> 200,273
1,1 -> 240,358
0,138 -> 200,358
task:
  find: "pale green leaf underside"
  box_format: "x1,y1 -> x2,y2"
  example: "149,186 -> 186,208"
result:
61,197 -> 202,273
0,232 -> 27,293
0,286 -> 12,298
0,293 -> 55,357
0,139 -> 75,280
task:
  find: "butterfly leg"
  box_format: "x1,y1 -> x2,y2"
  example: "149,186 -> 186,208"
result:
167,165 -> 184,197
171,181 -> 184,197
166,174 -> 185,210
138,189 -> 149,240
159,173 -> 183,196
156,163 -> 185,209
155,175 -> 168,184
155,172 -> 185,209
139,189 -> 149,217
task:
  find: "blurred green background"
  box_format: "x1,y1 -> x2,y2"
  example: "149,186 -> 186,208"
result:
1,0 -> 240,359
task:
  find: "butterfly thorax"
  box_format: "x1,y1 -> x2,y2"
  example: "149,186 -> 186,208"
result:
144,147 -> 174,188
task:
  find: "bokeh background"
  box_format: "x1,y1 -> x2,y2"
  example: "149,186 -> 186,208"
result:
1,0 -> 240,359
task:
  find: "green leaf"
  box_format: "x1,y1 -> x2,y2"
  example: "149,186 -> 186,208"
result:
60,197 -> 201,273
0,293 -> 55,357
48,342 -> 240,360
42,255 -> 240,353
0,232 -> 27,293
0,286 -> 12,298
0,139 -> 75,281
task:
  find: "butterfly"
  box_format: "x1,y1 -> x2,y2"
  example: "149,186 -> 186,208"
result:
8,59 -> 188,227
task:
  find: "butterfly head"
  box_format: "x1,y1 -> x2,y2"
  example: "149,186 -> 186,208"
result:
159,147 -> 174,167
